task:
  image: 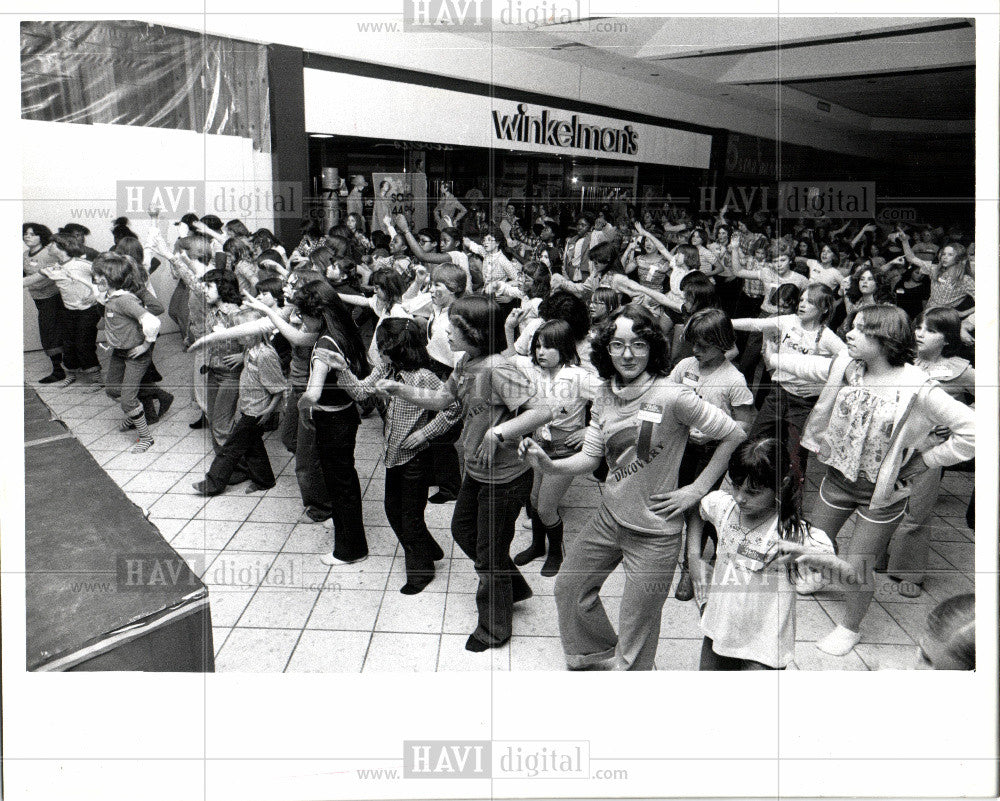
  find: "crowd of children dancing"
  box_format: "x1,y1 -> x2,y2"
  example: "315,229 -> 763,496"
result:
23,198 -> 976,669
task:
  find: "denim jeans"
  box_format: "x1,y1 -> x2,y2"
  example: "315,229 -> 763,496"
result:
206,367 -> 241,453
384,450 -> 443,586
282,387 -> 332,521
314,405 -> 368,562
204,413 -> 276,494
450,469 -> 533,646
105,348 -> 153,415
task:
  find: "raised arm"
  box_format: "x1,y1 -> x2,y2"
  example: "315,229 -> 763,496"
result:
635,223 -> 671,259
898,233 -> 936,276
610,274 -> 674,312
239,293 -> 320,346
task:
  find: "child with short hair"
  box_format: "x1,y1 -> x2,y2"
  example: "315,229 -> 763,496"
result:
669,308 -> 755,600
193,309 -> 287,496
92,252 -> 163,453
40,232 -> 103,389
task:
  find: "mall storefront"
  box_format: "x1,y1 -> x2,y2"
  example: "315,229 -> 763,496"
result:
300,60 -> 717,234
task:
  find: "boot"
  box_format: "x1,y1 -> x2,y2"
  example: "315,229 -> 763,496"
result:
152,388 -> 174,422
39,353 -> 66,384
513,504 -> 546,566
540,518 -> 564,578
674,563 -> 694,601
79,366 -> 103,393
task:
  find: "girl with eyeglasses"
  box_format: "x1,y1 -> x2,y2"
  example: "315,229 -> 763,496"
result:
520,306 -> 746,670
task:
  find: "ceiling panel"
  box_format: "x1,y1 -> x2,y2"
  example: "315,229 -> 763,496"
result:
783,67 -> 975,120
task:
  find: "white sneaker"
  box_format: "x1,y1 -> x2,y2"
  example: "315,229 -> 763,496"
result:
816,625 -> 861,656
319,553 -> 367,566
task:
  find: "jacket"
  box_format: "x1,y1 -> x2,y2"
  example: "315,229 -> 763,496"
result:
772,351 -> 975,509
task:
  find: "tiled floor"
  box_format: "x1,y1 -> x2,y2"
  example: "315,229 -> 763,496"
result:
25,333 -> 976,671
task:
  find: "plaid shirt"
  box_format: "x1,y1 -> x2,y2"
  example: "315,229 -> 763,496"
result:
324,360 -> 462,468
238,342 -> 288,416
928,270 -> 975,309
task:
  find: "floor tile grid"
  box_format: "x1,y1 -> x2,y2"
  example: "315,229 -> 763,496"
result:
24,337 -> 977,671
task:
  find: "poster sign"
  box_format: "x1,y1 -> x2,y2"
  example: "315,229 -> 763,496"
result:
371,172 -> 428,234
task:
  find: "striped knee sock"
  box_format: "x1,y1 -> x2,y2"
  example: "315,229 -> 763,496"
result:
128,407 -> 154,453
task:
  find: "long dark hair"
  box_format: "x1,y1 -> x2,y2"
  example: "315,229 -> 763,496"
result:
727,437 -> 806,547
293,279 -> 370,377
376,317 -> 432,372
200,269 -> 242,304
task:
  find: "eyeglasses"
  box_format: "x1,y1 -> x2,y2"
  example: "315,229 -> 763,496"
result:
608,340 -> 650,357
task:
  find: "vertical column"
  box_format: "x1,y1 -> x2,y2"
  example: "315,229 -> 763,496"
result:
267,44 -> 308,249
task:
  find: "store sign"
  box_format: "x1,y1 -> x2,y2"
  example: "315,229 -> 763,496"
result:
492,103 -> 639,157
304,69 -> 712,169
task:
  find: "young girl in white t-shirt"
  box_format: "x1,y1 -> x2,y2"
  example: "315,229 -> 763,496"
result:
691,437 -> 848,670
732,283 -> 845,487
513,320 -> 597,577
669,308 -> 755,601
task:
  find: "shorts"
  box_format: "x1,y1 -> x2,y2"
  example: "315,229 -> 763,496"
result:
818,469 -> 909,525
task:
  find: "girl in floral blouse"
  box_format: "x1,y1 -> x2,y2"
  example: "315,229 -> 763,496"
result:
765,304 -> 974,656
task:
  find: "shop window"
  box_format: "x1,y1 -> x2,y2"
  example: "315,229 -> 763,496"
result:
21,20 -> 271,153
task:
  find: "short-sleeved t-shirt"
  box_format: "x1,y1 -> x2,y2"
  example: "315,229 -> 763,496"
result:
698,491 -> 799,668
767,315 -> 846,397
668,358 -> 753,444
754,267 -> 809,314
445,354 -> 536,483
581,377 -> 742,534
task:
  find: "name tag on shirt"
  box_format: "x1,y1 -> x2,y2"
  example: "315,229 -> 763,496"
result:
637,403 -> 662,423
681,371 -> 700,389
